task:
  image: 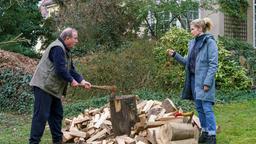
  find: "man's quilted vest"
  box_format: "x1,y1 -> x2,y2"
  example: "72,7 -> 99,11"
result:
30,39 -> 71,99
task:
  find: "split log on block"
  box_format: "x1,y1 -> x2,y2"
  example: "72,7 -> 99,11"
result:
170,138 -> 197,144
150,122 -> 199,144
110,95 -> 138,136
161,98 -> 177,112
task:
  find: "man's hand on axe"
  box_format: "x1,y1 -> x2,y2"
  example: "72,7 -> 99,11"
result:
80,80 -> 92,89
71,79 -> 79,87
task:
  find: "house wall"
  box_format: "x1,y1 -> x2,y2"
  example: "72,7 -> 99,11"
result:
199,8 -> 224,40
200,0 -> 254,47
247,0 -> 254,46
46,4 -> 59,17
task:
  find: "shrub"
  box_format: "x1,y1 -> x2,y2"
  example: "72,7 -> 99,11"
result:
0,69 -> 33,114
218,36 -> 256,86
153,27 -> 192,92
216,41 -> 252,90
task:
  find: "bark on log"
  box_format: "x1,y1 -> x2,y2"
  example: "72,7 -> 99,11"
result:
110,95 -> 138,136
170,138 -> 197,144
149,122 -> 199,144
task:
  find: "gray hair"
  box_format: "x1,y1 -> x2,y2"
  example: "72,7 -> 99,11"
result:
59,27 -> 77,40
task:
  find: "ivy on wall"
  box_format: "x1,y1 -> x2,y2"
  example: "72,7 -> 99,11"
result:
218,0 -> 249,20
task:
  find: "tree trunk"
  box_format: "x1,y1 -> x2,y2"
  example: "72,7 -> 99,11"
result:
110,95 -> 138,136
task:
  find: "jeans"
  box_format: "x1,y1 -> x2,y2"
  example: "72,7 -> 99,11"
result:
190,74 -> 216,136
29,87 -> 63,144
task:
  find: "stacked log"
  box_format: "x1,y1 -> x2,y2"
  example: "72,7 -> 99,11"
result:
62,97 -> 200,144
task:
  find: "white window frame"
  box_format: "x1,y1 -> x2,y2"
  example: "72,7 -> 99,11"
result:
254,0 -> 256,48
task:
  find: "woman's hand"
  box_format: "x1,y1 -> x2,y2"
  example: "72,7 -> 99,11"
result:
203,85 -> 209,92
166,49 -> 175,57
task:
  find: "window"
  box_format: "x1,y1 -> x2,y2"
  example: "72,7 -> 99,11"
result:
254,0 -> 256,47
224,15 -> 247,41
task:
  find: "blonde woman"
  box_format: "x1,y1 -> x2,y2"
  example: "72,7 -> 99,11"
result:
167,18 -> 218,144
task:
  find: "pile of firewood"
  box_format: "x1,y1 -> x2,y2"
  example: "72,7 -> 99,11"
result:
62,97 -> 200,144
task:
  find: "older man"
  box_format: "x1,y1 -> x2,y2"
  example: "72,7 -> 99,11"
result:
29,27 -> 91,144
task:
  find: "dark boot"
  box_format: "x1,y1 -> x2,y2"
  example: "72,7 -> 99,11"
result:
199,131 -> 208,143
207,135 -> 216,144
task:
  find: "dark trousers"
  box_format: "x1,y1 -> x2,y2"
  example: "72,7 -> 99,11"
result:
29,87 -> 63,144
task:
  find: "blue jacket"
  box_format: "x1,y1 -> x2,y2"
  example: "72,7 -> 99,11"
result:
173,34 -> 218,102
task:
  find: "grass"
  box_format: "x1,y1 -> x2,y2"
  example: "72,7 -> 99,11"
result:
1,100 -> 256,144
0,113 -> 51,144
215,100 -> 256,144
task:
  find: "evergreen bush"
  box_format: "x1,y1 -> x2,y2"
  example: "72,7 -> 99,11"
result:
0,69 -> 33,114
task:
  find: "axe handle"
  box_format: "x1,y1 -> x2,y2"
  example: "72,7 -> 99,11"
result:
78,84 -> 117,97
78,84 -> 115,90
91,85 -> 116,91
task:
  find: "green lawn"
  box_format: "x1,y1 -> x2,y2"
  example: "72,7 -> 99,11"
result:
0,113 -> 51,144
215,100 -> 256,144
1,100 -> 256,144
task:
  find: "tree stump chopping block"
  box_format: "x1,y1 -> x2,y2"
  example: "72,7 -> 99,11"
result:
110,95 -> 138,136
